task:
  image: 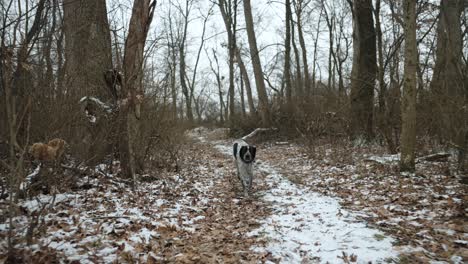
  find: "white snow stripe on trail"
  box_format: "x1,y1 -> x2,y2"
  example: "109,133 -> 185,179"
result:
215,141 -> 398,264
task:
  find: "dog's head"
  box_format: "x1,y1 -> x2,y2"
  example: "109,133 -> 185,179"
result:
239,145 -> 256,163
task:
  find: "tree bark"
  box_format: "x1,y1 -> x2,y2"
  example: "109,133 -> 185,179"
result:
243,0 -> 270,125
208,49 -> 225,123
290,15 -> 303,98
284,0 -> 293,109
349,0 -> 377,140
63,0 -> 113,99
121,0 -> 156,185
400,0 -> 417,172
322,1 -> 334,91
235,47 -> 256,114
63,0 -> 113,163
311,7 -> 324,94
294,0 -> 310,97
239,71 -> 246,117
218,0 -> 237,123
178,2 -> 194,123
430,0 -> 466,172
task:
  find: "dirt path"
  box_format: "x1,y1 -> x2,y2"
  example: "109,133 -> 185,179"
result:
2,128 -> 402,263
150,138 -> 271,263
207,132 -> 398,264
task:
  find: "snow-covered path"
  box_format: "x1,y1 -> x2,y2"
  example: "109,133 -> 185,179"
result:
214,141 -> 398,263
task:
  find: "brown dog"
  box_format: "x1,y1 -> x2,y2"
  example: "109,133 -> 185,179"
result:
29,138 -> 66,162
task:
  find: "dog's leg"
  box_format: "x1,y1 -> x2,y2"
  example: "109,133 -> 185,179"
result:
236,163 -> 245,195
246,167 -> 253,195
241,170 -> 250,197
237,164 -> 249,197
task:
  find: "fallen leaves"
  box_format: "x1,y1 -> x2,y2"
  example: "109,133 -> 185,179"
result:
258,139 -> 467,263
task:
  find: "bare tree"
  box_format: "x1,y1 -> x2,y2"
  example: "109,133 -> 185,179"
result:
243,0 -> 271,124
293,0 -> 311,96
348,0 -> 377,140
284,0 -> 293,108
400,0 -> 417,172
322,0 -> 335,90
63,0 -> 113,163
120,0 -> 156,185
218,0 -> 237,123
430,0 -> 467,172
311,6 -> 324,94
235,46 -> 256,114
189,4 -> 215,120
177,0 -> 194,122
207,48 -> 226,123
290,10 -> 303,98
166,11 -> 179,119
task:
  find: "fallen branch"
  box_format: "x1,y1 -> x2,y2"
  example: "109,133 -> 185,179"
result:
364,152 -> 451,165
416,153 -> 450,163
242,128 -> 278,142
91,216 -> 131,220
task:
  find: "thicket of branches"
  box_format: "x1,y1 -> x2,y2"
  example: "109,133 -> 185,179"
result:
0,0 -> 467,211
0,0 -> 467,260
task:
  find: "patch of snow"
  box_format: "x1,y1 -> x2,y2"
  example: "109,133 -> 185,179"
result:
79,96 -> 113,113
21,164 -> 41,190
450,255 -> 464,264
365,154 -> 400,165
129,228 -> 157,244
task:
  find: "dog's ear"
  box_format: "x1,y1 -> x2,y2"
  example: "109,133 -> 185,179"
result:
250,146 -> 256,160
233,143 -> 238,158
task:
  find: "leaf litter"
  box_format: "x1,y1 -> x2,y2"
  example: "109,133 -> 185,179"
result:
1,127 -> 466,263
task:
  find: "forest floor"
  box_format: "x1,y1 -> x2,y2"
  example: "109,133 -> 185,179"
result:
0,127 -> 466,263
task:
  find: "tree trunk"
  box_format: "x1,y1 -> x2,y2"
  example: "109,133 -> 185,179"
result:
208,49 -> 225,123
239,71 -> 246,117
218,0 -> 237,124
349,0 -> 377,140
243,0 -> 270,125
430,0 -> 466,172
400,0 -> 417,172
311,8 -> 324,94
290,17 -> 303,98
178,1 -> 194,123
323,4 -> 334,91
120,0 -> 156,185
235,47 -> 256,114
63,0 -> 113,99
284,0 -> 293,109
63,0 -> 113,163
295,0 -> 310,97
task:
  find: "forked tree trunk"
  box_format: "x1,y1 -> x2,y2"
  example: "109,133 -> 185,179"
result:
243,0 -> 270,125
120,0 -> 156,186
400,0 -> 417,172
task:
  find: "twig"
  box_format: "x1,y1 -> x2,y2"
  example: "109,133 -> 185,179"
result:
91,216 -> 131,220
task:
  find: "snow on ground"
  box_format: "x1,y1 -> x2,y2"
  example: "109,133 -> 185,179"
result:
255,141 -> 467,263
0,144 -> 219,262
213,138 -> 398,263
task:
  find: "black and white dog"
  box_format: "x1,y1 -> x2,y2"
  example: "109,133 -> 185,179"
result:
233,140 -> 256,196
